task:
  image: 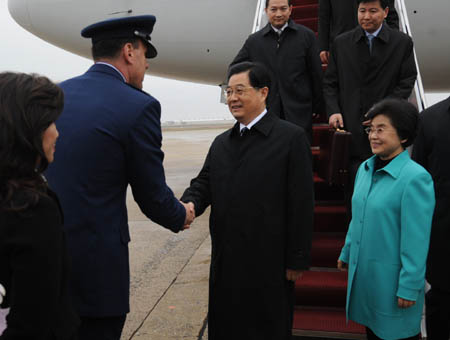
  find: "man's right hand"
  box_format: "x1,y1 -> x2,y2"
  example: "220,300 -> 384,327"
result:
182,201 -> 195,229
329,113 -> 344,129
320,51 -> 330,64
0,284 -> 5,305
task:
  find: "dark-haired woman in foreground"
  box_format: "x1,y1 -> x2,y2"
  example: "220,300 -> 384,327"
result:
338,99 -> 435,339
0,72 -> 79,339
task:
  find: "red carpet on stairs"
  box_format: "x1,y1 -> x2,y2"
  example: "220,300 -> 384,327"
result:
295,271 -> 347,307
292,4 -> 318,20
294,308 -> 365,334
311,233 -> 346,267
291,0 -> 317,6
289,0 -> 366,336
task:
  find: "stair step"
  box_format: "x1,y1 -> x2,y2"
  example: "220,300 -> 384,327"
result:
314,181 -> 345,202
312,147 -> 320,172
312,147 -> 320,157
311,232 -> 346,267
312,124 -> 331,148
313,179 -> 348,203
313,112 -> 328,124
294,18 -> 319,32
314,205 -> 348,232
293,307 -> 365,336
292,4 -> 318,20
314,173 -> 325,184
291,0 -> 318,6
295,271 -> 347,307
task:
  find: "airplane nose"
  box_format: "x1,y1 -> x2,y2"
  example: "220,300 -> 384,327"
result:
8,0 -> 33,31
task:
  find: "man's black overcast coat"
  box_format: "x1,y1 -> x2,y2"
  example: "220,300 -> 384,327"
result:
412,96 -> 450,292
324,24 -> 417,158
181,113 -> 314,340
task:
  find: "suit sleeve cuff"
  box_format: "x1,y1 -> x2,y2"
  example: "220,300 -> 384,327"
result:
397,285 -> 420,301
339,250 -> 349,264
286,251 -> 310,270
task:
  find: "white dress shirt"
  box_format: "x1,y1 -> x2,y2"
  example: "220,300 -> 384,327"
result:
239,109 -> 268,133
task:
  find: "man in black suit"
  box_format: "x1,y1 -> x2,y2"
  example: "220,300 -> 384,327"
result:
318,0 -> 399,64
412,96 -> 450,340
324,0 -> 417,187
181,62 -> 314,340
230,0 -> 323,139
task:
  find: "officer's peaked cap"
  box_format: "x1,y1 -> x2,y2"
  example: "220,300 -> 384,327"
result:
81,15 -> 157,59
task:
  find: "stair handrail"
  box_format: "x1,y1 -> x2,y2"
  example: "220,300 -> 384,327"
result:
395,0 -> 428,111
252,0 -> 267,33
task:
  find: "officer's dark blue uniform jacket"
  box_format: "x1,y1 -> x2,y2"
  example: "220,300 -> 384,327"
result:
46,63 -> 186,317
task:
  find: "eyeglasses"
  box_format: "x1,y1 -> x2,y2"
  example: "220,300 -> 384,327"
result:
365,126 -> 388,136
223,86 -> 259,98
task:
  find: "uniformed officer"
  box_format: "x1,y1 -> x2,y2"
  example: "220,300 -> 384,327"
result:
46,15 -> 194,340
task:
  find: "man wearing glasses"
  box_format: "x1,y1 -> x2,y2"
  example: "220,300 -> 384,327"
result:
230,0 -> 323,140
181,62 -> 314,340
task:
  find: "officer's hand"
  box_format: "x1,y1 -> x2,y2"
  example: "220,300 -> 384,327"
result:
398,298 -> 415,308
329,113 -> 344,129
337,260 -> 348,271
286,269 -> 303,282
320,51 -> 330,64
0,284 -> 5,305
182,201 -> 195,229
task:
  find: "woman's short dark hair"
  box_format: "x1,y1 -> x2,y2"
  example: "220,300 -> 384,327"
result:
227,61 -> 271,92
365,98 -> 419,148
0,72 -> 64,211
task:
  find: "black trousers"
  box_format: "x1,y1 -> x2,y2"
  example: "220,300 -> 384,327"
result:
426,288 -> 450,340
366,327 -> 420,340
77,315 -> 126,340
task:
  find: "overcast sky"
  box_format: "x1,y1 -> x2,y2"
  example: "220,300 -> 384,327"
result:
0,0 -> 231,123
1,0 -> 447,123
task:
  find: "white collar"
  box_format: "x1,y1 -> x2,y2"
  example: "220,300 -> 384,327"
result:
365,24 -> 383,38
95,62 -> 127,82
271,22 -> 288,35
240,109 -> 267,132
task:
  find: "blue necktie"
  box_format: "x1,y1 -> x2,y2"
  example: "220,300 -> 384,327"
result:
367,34 -> 374,54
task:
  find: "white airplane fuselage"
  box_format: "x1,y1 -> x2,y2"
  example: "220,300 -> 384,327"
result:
7,0 -> 450,91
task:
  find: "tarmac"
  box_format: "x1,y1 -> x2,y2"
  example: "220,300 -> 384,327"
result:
122,125 -> 231,340
0,125 -> 229,339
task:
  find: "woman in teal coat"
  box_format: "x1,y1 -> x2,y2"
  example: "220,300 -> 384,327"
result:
338,99 -> 435,339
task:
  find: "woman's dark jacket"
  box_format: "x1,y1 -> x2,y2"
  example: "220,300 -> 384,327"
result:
0,188 -> 79,339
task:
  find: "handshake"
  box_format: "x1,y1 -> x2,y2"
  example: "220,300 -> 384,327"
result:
180,201 -> 195,230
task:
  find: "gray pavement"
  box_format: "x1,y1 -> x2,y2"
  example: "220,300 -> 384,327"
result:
122,126 -> 230,339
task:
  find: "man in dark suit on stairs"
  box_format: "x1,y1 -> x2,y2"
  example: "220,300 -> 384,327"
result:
230,0 -> 323,140
46,16 -> 194,340
181,62 -> 314,340
318,0 -> 398,64
324,0 -> 417,191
